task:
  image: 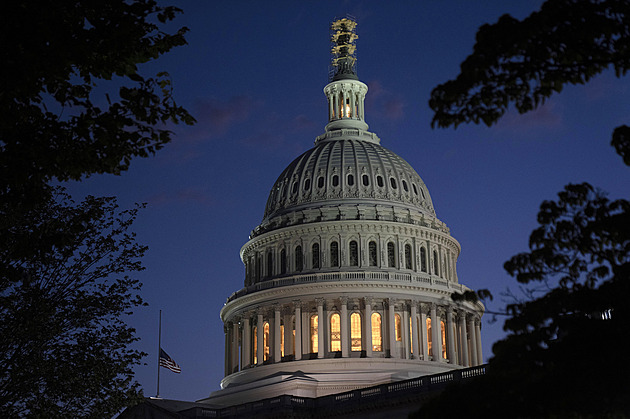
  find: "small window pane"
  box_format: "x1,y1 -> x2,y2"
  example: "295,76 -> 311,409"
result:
369,241 -> 377,266
420,247 -> 427,273
330,241 -> 339,267
312,243 -> 320,269
405,244 -> 412,269
387,242 -> 395,268
295,246 -> 303,271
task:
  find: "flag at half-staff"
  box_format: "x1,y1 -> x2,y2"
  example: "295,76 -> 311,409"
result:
159,348 -> 181,373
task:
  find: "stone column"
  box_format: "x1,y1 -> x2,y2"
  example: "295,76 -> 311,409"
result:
283,310 -> 292,358
388,298 -> 396,358
364,297 -> 373,357
242,317 -> 251,368
446,307 -> 456,364
469,316 -> 478,367
274,306 -> 281,363
410,301 -> 419,360
459,312 -> 469,367
430,304 -> 440,362
224,325 -> 229,376
231,320 -> 239,373
475,319 -> 483,365
294,301 -> 302,361
317,298 -> 325,359
257,311 -> 264,366
420,305 -> 429,361
341,297 -> 349,358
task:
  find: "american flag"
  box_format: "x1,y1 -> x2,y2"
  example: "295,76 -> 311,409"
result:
159,348 -> 181,373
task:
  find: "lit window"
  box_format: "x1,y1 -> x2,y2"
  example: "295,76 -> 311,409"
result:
369,241 -> 377,266
310,315 -> 318,353
409,317 -> 413,353
441,320 -> 447,360
253,326 -> 258,364
351,313 -> 362,351
395,313 -> 402,341
347,174 -> 354,186
349,240 -> 358,266
312,243 -> 320,269
427,318 -> 432,357
330,241 -> 339,267
263,322 -> 270,361
330,313 -> 341,352
387,242 -> 395,268
405,244 -> 412,269
295,245 -> 303,272
280,324 -> 285,357
371,313 -> 382,351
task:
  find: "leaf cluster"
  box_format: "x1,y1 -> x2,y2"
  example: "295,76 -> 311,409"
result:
0,189 -> 148,417
1,0 -> 195,205
429,0 -> 630,129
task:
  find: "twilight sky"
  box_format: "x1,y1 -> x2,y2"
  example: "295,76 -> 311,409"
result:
68,0 -> 629,402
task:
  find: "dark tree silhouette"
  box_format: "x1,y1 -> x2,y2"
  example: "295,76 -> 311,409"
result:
1,1 -> 194,415
413,1 -> 630,417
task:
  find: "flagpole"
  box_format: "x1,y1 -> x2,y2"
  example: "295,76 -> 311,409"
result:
156,309 -> 162,398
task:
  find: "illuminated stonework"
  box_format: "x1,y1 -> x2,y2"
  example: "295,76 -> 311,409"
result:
200,17 -> 484,407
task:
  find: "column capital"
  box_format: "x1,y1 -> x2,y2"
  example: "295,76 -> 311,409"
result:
364,296 -> 373,307
409,300 -> 419,308
340,296 -> 349,305
273,303 -> 281,312
316,297 -> 325,307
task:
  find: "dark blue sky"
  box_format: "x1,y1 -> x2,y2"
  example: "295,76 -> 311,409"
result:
69,0 -> 629,401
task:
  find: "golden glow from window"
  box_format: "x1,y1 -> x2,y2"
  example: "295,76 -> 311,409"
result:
330,313 -> 341,352
253,326 -> 257,364
371,312 -> 382,352
310,315 -> 318,353
263,322 -> 270,361
280,324 -> 284,357
427,318 -> 433,357
395,313 -> 402,341
351,312 -> 362,351
441,320 -> 447,360
409,317 -> 413,353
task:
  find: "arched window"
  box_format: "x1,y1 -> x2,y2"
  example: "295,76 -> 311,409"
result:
420,247 -> 427,273
404,244 -> 412,270
317,176 -> 325,188
369,241 -> 377,266
266,252 -> 273,277
330,313 -> 341,352
256,254 -> 262,280
395,313 -> 402,341
263,322 -> 270,361
387,242 -> 396,268
433,250 -> 439,276
280,324 -> 285,357
441,320 -> 447,360
351,313 -> 362,351
347,174 -> 354,186
304,178 -> 310,191
292,182 -> 298,194
312,243 -> 320,269
362,174 -> 370,186
412,183 -> 418,195
330,241 -> 339,267
253,326 -> 258,364
377,175 -> 384,187
390,178 -> 397,189
295,245 -> 303,272
426,318 -> 433,357
371,312 -> 382,351
280,249 -> 287,274
310,315 -> 318,353
402,179 -> 409,192
349,240 -> 358,266
332,175 -> 339,187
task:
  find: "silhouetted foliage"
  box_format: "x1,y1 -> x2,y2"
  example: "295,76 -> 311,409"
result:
414,1 -> 630,417
0,190 -> 148,417
1,1 -> 193,415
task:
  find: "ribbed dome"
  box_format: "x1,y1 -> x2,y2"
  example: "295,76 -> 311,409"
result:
262,133 -> 435,223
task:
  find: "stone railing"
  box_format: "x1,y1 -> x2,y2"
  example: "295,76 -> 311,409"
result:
226,270 -> 466,303
195,365 -> 487,417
